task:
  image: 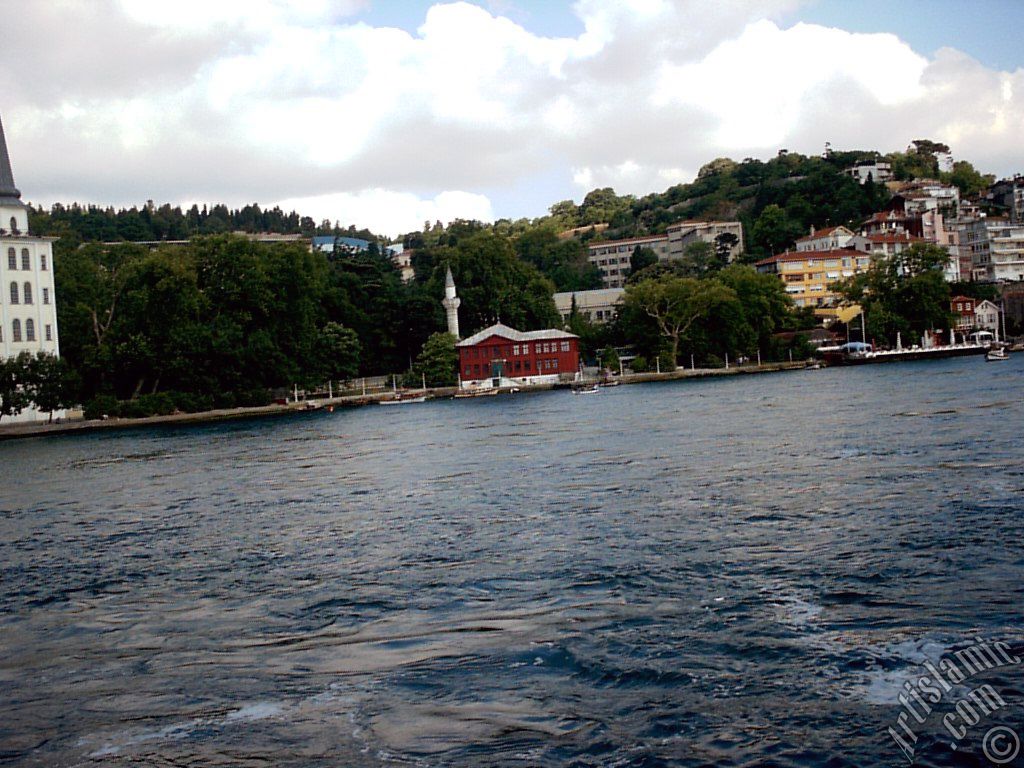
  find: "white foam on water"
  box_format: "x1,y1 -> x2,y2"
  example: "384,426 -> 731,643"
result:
225,701 -> 284,721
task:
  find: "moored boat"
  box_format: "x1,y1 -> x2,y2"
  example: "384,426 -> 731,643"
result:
453,387 -> 499,399
986,347 -> 1009,362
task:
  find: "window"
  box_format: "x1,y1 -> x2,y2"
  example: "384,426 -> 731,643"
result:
9,282 -> 18,304
560,341 -> 570,352
25,318 -> 35,342
8,217 -> 15,232
23,282 -> 32,304
464,366 -> 471,376
45,324 -> 52,342
40,253 -> 47,271
21,249 -> 29,270
11,319 -> 21,342
524,360 -> 531,370
7,248 -> 14,270
535,343 -> 542,354
42,287 -> 49,305
512,344 -> 519,356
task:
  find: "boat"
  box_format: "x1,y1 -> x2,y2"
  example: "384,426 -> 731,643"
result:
819,340 -> 987,366
379,374 -> 428,404
379,393 -> 428,405
572,384 -> 600,394
304,400 -> 323,411
599,379 -> 620,387
453,387 -> 499,399
984,303 -> 1011,362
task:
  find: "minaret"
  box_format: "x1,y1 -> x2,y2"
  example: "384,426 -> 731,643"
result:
0,113 -> 27,233
442,265 -> 461,339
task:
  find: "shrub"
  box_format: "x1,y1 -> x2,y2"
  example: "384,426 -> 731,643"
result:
84,394 -> 120,420
237,389 -> 272,407
214,391 -> 237,409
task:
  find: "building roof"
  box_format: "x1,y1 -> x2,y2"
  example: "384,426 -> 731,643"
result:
552,287 -> 625,306
949,295 -> 975,304
796,225 -> 853,242
0,113 -> 23,205
755,247 -> 860,266
456,323 -> 578,347
858,233 -> 922,244
587,234 -> 668,249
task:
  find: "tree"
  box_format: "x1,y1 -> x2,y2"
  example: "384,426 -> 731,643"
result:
412,332 -> 458,387
0,353 -> 31,422
833,243 -> 954,344
944,161 -> 994,198
431,231 -> 560,335
629,245 -> 659,277
26,353 -> 77,423
716,264 -> 794,352
316,322 -> 361,383
515,226 -> 602,291
751,204 -> 803,256
622,275 -> 737,364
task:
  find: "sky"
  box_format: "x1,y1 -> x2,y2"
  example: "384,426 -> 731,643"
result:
1,0 -> 1022,238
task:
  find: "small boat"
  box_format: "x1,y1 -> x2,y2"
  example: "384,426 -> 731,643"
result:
453,387 -> 499,399
572,384 -> 600,395
379,394 -> 428,405
986,347 -> 1009,362
304,400 -> 323,411
380,374 -> 428,404
599,379 -> 620,387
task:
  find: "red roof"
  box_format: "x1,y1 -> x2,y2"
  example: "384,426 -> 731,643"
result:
755,247 -> 860,266
859,233 -> 922,244
796,225 -> 849,242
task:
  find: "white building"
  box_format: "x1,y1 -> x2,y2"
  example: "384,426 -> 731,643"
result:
665,220 -> 744,262
585,221 -> 744,289
0,114 -> 62,423
973,300 -> 1001,333
960,218 -> 1024,283
553,287 -> 624,325
795,225 -> 854,252
845,161 -> 893,185
587,234 -> 670,288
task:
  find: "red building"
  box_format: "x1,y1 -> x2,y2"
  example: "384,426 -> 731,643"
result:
950,295 -> 976,330
456,323 -> 580,388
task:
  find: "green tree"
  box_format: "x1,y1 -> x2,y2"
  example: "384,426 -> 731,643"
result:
716,264 -> 794,353
431,232 -> 560,334
833,243 -> 954,344
751,204 -> 803,255
943,161 -> 995,198
26,353 -> 77,422
316,322 -> 361,382
622,275 -> 738,364
0,353 -> 32,422
412,332 -> 458,387
629,245 -> 659,277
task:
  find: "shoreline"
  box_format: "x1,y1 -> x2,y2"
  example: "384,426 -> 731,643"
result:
0,360 -> 813,441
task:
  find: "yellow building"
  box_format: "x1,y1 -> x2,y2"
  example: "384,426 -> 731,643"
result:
755,248 -> 872,318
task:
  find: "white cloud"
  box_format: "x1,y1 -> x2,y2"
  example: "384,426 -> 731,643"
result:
3,1 -> 1023,233
273,189 -> 495,238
